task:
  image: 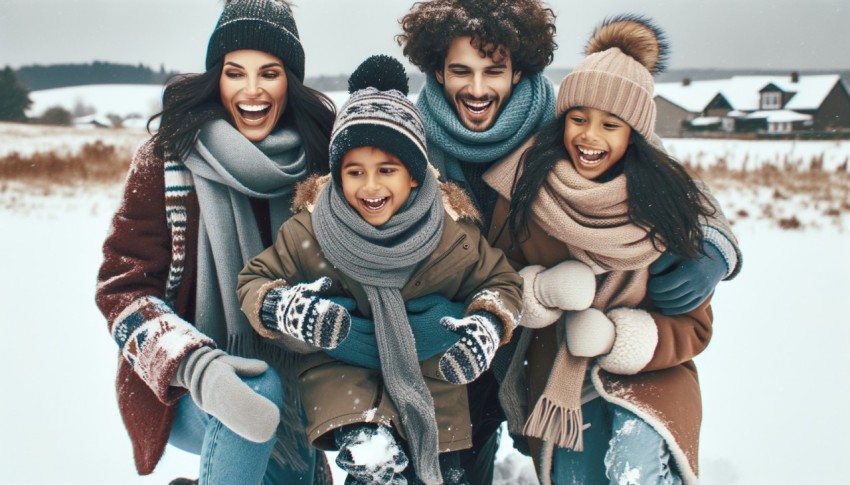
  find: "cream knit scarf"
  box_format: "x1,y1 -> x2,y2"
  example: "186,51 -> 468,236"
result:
486,144 -> 662,458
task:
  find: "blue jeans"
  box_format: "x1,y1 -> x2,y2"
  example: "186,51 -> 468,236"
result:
551,399 -> 682,485
168,369 -> 315,485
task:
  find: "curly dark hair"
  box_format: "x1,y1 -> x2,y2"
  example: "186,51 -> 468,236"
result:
397,0 -> 557,76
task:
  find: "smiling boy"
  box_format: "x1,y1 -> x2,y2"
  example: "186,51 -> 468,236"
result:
339,146 -> 419,226
237,55 -> 522,484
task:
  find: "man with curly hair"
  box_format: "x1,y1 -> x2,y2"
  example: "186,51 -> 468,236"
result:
396,2 -> 558,483
398,0 -> 558,233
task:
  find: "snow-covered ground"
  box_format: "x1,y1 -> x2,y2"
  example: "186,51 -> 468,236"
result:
0,121 -> 149,159
27,84 -> 165,122
2,113 -> 849,483
1,185 -> 848,485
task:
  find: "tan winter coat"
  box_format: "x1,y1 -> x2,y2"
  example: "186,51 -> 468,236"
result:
238,174 -> 523,451
489,194 -> 713,485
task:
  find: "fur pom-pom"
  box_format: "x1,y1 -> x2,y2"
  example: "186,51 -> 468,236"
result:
585,14 -> 668,75
347,54 -> 410,95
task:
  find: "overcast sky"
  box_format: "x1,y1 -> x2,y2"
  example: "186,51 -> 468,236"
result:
3,0 -> 848,78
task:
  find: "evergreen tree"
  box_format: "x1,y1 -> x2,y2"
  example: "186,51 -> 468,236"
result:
37,106 -> 73,126
0,66 -> 31,121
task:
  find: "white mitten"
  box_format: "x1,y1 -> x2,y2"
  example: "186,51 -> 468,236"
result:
597,308 -> 658,375
534,260 -> 596,311
518,265 -> 563,328
565,308 -> 615,358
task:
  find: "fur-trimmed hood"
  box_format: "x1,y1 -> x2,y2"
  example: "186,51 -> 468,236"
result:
291,166 -> 482,225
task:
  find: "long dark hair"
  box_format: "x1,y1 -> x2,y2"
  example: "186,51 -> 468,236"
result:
505,111 -> 713,259
148,62 -> 336,175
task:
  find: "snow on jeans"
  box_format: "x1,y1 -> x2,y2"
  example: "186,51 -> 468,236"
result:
551,398 -> 683,485
167,368 -> 315,485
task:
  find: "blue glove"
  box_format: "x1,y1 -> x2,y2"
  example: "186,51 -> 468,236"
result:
324,296 -> 379,367
325,294 -> 464,369
406,294 -> 464,361
648,242 -> 727,315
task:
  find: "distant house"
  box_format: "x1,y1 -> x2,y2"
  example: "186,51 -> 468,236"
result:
72,114 -> 112,129
654,73 -> 850,138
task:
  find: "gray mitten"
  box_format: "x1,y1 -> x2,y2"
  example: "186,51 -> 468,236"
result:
260,276 -> 351,349
174,346 -> 280,443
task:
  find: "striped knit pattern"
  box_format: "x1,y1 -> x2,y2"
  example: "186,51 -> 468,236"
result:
106,156 -> 213,402
164,160 -> 193,304
702,225 -> 737,279
329,87 -> 428,185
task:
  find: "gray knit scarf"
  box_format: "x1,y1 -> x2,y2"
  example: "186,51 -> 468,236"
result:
182,118 -> 310,469
312,172 -> 446,485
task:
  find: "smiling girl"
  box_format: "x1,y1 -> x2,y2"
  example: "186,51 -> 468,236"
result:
483,14 -> 739,485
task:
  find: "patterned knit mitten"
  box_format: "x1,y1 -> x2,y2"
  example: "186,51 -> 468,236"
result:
438,311 -> 502,385
260,276 -> 350,350
334,424 -> 409,485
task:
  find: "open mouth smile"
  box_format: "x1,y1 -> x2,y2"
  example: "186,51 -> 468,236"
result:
237,103 -> 271,122
461,98 -> 493,115
360,197 -> 389,212
576,146 -> 608,166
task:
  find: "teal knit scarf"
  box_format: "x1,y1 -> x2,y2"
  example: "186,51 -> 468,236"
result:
416,72 -> 556,184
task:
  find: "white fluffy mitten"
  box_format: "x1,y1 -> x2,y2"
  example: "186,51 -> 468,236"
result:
597,308 -> 658,375
565,308 -> 616,358
534,260 -> 596,311
518,265 -> 563,328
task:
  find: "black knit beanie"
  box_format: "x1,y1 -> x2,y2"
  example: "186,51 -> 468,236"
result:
329,55 -> 428,186
206,0 -> 305,81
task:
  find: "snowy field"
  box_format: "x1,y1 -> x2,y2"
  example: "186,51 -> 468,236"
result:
2,115 -> 850,483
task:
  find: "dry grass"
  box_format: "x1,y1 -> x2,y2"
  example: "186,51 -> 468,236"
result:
2,134 -> 849,230
684,154 -> 850,230
0,140 -> 131,186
